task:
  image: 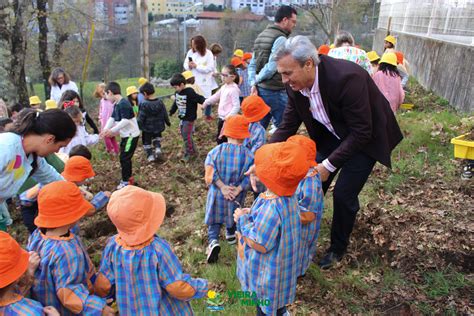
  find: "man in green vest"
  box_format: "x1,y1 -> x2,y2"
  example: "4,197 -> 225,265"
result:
248,5 -> 297,131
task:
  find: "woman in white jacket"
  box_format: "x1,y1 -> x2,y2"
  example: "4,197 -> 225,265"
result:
49,67 -> 79,104
183,35 -> 215,120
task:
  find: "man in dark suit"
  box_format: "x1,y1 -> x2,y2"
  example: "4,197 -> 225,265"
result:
271,36 -> 403,269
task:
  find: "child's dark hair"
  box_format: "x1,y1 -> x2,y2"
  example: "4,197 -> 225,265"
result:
69,145 -> 92,160
105,82 -> 121,95
12,108 -> 76,141
128,95 -> 137,106
10,102 -> 26,114
170,74 -> 186,87
224,65 -> 240,84
370,59 -> 380,66
64,105 -> 82,119
0,118 -> 13,132
59,90 -> 84,110
185,77 -> 195,85
139,82 -> 155,95
378,63 -> 400,77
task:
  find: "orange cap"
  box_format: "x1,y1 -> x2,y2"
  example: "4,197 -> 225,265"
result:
255,142 -> 310,196
230,57 -> 243,67
107,186 -> 166,246
241,95 -> 270,123
395,51 -> 404,64
35,181 -> 94,228
287,135 -> 317,167
222,115 -> 250,139
318,45 -> 330,55
243,52 -> 252,61
62,156 -> 95,182
0,232 -> 30,288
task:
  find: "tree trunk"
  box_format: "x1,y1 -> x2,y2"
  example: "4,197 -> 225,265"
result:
52,32 -> 69,67
10,0 -> 29,105
37,0 -> 51,99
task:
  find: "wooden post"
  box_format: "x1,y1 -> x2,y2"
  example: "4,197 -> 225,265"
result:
387,16 -> 392,35
80,22 -> 95,99
139,0 -> 149,79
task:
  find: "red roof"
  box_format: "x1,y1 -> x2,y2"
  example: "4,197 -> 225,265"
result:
197,11 -> 266,21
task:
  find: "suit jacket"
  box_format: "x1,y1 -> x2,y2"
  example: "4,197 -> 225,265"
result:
271,55 -> 403,169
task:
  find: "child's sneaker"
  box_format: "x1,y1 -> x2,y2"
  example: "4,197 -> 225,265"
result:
225,233 -> 236,245
461,165 -> 472,180
147,154 -> 156,162
155,148 -> 163,161
116,181 -> 129,190
207,240 -> 220,264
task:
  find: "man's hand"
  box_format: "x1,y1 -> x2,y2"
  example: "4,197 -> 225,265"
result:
28,251 -> 40,276
244,165 -> 260,192
316,164 -> 331,182
234,207 -> 250,223
250,85 -> 258,96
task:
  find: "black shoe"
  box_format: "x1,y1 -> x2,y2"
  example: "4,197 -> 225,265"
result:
207,240 -> 221,264
318,251 -> 344,269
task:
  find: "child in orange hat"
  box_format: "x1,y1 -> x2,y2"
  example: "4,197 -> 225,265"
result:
204,115 -> 254,263
287,135 -> 324,276
231,57 -> 251,100
241,95 -> 270,154
0,232 -> 61,315
94,186 -> 208,314
234,141 -> 309,316
27,181 -> 114,316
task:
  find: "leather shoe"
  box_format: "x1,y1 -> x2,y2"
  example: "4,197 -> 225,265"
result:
318,251 -> 344,269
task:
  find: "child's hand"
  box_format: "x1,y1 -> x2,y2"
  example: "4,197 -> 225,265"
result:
234,208 -> 250,222
220,185 -> 236,200
43,306 -> 60,316
244,165 -> 260,192
28,251 -> 40,276
101,305 -> 116,316
231,186 -> 242,197
103,191 -> 112,198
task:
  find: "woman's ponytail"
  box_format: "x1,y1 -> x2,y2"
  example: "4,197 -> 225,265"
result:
12,108 -> 76,141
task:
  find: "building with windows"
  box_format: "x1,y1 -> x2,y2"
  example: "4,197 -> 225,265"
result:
94,0 -> 132,31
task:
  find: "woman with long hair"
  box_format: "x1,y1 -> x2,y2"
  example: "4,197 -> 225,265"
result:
0,109 -> 76,230
183,35 -> 216,120
48,68 -> 79,104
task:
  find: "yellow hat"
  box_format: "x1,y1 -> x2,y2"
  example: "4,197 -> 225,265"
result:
384,35 -> 396,45
126,86 -> 139,96
138,77 -> 148,86
233,49 -> 244,58
44,99 -> 57,110
29,96 -> 41,105
367,51 -> 380,62
380,53 -> 398,67
182,70 -> 194,80
329,44 -> 335,49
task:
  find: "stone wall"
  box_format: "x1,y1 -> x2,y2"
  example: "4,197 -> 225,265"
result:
373,29 -> 473,112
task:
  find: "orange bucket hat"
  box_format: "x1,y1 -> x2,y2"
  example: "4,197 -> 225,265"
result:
318,45 -> 330,55
223,115 -> 250,139
395,51 -> 404,64
230,57 -> 243,67
62,156 -> 95,182
241,95 -> 271,123
107,186 -> 166,246
243,52 -> 252,61
255,142 -> 310,196
35,181 -> 94,228
287,135 -> 317,167
0,232 -> 30,288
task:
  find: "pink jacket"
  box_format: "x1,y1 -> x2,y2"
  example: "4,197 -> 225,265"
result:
98,98 -> 115,130
203,82 -> 240,119
372,71 -> 405,113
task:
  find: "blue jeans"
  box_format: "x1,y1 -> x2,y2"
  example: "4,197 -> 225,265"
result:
257,87 -> 288,129
208,223 -> 236,243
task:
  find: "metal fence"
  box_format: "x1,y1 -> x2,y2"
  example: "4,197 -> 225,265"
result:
377,0 -> 474,45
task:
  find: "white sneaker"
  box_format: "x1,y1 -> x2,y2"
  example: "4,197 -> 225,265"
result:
147,155 -> 155,162
225,234 -> 237,245
207,240 -> 221,264
116,181 -> 128,190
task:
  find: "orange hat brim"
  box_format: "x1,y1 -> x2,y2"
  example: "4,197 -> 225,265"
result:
61,169 -> 95,182
0,245 -> 29,288
116,191 -> 166,246
34,198 -> 93,228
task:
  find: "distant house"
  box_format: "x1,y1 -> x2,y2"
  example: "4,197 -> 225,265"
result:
196,10 -> 267,28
